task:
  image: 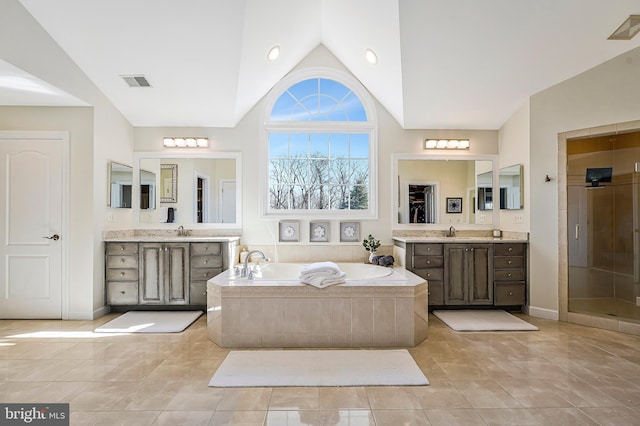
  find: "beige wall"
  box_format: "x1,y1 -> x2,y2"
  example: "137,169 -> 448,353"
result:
529,45 -> 640,319
1,1 -> 134,319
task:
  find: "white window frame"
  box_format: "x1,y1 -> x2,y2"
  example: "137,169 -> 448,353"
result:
260,67 -> 378,219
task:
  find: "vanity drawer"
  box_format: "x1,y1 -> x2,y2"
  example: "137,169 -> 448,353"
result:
189,281 -> 208,305
494,244 -> 526,256
494,269 -> 525,281
106,268 -> 138,281
413,268 -> 444,281
106,242 -> 138,256
413,256 -> 444,268
190,267 -> 222,281
494,256 -> 524,269
107,281 -> 139,305
191,243 -> 222,256
427,281 -> 444,305
494,282 -> 525,305
191,255 -> 223,269
414,244 -> 443,256
106,255 -> 138,269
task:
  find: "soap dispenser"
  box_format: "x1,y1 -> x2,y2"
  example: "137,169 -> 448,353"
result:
239,247 -> 249,264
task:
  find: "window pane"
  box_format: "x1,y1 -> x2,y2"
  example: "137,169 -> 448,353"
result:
309,134 -> 329,158
320,78 -> 350,101
288,79 -> 317,101
330,134 -> 349,158
290,185 -> 307,209
350,134 -> 369,158
349,185 -> 369,209
343,92 -> 367,121
330,185 -> 349,209
269,133 -> 289,158
289,134 -> 308,158
309,186 -> 330,209
270,93 -> 297,121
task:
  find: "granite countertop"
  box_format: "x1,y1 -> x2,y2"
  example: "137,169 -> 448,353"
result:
104,236 -> 241,243
392,236 -> 528,243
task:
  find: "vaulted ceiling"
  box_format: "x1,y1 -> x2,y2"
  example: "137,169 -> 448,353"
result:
6,0 -> 640,129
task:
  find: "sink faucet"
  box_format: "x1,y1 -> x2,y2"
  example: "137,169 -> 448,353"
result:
448,226 -> 456,238
176,225 -> 191,237
241,250 -> 269,278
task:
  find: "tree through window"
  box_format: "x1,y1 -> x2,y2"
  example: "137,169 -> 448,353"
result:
265,76 -> 375,214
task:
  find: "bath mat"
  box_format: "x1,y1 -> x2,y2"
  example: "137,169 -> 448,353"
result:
94,311 -> 202,333
209,349 -> 429,387
433,309 -> 538,331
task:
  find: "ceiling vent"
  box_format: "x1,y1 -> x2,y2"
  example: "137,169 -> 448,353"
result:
120,75 -> 152,88
609,15 -> 640,40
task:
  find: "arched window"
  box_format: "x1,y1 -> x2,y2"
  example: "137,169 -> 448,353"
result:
262,69 -> 377,218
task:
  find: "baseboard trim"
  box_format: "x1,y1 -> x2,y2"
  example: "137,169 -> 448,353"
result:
527,305 -> 559,321
93,305 -> 110,319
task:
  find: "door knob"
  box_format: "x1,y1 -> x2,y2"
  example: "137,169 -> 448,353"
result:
43,234 -> 60,241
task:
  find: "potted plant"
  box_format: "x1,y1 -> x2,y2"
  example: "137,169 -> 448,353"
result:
362,234 -> 381,263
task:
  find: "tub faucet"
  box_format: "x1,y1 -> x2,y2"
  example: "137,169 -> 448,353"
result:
448,226 -> 456,238
241,250 -> 270,278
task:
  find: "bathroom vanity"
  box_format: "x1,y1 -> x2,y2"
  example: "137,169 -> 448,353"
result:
104,236 -> 239,309
393,236 -> 528,310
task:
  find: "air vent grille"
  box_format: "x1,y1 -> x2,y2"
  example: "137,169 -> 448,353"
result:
609,15 -> 640,40
121,75 -> 152,88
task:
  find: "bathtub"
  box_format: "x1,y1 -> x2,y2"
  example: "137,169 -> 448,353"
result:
206,262 -> 428,348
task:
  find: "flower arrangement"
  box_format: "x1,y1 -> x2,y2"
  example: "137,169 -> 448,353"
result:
362,234 -> 381,253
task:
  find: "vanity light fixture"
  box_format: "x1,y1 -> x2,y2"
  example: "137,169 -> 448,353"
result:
424,139 -> 470,150
163,137 -> 208,148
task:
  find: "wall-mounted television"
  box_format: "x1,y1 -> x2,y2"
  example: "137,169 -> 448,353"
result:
585,167 -> 612,187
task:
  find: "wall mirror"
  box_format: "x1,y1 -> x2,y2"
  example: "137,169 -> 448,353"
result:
133,152 -> 242,228
393,154 -> 498,228
498,163 -> 524,210
107,161 -> 133,208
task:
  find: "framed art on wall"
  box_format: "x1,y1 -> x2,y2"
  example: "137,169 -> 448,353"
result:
310,221 -> 330,242
279,221 -> 300,242
446,197 -> 463,213
339,222 -> 360,242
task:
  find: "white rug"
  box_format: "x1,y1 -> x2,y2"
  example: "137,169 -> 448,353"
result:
433,309 -> 539,331
94,311 -> 202,333
209,349 -> 429,387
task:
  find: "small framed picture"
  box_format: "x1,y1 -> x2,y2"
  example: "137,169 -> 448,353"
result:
279,221 -> 300,242
446,197 -> 463,214
309,221 -> 330,242
340,221 -> 360,242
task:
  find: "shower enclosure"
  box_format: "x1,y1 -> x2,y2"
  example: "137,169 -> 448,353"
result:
567,131 -> 640,322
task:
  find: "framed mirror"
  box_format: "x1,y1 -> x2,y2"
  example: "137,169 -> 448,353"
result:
499,164 -> 524,210
107,161 -> 133,208
133,152 -> 242,228
393,154 -> 498,228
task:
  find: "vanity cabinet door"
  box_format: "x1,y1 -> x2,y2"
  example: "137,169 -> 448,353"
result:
444,244 -> 493,305
139,242 -> 189,305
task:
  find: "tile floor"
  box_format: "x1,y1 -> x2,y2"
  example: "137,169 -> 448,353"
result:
1,312 -> 640,425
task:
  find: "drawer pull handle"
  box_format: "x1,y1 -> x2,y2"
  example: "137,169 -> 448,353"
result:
120,291 -> 125,294
508,247 -> 513,252
426,273 -> 431,277
120,258 -> 125,263
507,273 -> 512,277
507,260 -> 512,264
203,260 -> 208,264
427,247 -> 431,251
508,291 -> 513,296
426,260 -> 431,264
120,246 -> 125,251
120,272 -> 125,277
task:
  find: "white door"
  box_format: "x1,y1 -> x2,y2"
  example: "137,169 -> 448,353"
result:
220,180 -> 236,223
0,133 -> 65,318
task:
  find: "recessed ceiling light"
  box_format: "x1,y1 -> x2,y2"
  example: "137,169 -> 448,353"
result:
267,45 -> 280,61
365,48 -> 378,65
120,74 -> 152,87
609,15 -> 640,40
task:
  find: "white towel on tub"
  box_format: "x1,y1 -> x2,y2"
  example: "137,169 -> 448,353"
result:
300,261 -> 342,275
299,262 -> 346,288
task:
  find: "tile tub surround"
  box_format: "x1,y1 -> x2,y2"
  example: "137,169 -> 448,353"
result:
206,266 -> 428,348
